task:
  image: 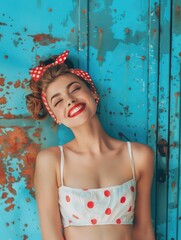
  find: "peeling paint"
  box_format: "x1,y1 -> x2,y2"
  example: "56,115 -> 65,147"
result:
173,4 -> 181,35
157,138 -> 168,157
29,33 -> 64,46
0,96 -> 7,104
0,78 -> 5,86
0,127 -> 41,199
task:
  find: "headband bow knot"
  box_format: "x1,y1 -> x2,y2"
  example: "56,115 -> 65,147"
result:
29,50 -> 99,123
30,50 -> 69,81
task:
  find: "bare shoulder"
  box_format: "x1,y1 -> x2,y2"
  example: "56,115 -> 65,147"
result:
131,142 -> 154,180
35,146 -> 61,179
131,142 -> 154,158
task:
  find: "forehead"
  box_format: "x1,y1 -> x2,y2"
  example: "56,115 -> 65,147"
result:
46,74 -> 85,96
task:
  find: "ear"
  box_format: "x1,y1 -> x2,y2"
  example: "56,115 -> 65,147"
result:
91,91 -> 99,104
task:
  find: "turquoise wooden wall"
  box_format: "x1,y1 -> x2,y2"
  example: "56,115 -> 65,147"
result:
0,1 -> 181,239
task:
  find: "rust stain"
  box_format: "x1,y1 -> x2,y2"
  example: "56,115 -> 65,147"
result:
125,28 -> 130,34
8,176 -> 15,183
155,3 -> 160,18
33,128 -> 42,138
97,28 -> 103,64
176,5 -> 180,13
0,96 -> 7,104
0,127 -> 41,204
71,28 -> 75,33
8,167 -> 14,172
29,33 -> 63,46
171,142 -> 177,148
141,56 -> 146,60
157,138 -> 168,157
98,56 -> 103,62
82,9 -> 86,14
1,127 -> 29,156
23,235 -> 28,240
151,124 -> 155,130
172,181 -> 176,191
126,55 -> 130,61
5,204 -> 15,212
174,92 -> 180,98
5,197 -> 14,204
21,142 -> 40,193
0,156 -> 6,185
1,112 -> 28,119
1,192 -> 8,199
48,8 -> 52,12
14,80 -> 21,88
7,184 -> 17,195
0,77 -> 5,86
21,78 -> 29,89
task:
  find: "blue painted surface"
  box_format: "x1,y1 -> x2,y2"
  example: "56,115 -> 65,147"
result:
0,0 -> 181,239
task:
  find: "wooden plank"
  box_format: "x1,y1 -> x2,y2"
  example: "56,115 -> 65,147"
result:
156,0 -> 171,238
169,1 -> 181,239
78,0 -> 89,70
148,0 -> 160,231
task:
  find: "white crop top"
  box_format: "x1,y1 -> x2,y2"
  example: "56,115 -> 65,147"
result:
58,142 -> 136,228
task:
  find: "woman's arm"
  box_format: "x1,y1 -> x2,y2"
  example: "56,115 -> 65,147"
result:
34,148 -> 64,240
132,143 -> 155,240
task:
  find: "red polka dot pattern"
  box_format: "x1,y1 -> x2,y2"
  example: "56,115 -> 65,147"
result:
87,201 -> 94,208
104,190 -> 111,197
66,195 -> 70,202
105,208 -> 112,215
91,219 -> 97,225
59,179 -> 136,227
29,50 -> 69,81
116,218 -> 121,224
120,196 -> 126,203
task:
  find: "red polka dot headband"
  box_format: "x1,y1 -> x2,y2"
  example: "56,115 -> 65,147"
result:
29,50 -> 99,123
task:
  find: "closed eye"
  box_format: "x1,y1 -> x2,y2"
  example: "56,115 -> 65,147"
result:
54,99 -> 63,107
71,87 -> 81,93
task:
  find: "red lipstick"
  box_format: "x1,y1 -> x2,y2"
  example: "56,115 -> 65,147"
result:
68,103 -> 86,118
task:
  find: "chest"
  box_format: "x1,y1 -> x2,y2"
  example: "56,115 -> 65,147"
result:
62,149 -> 133,189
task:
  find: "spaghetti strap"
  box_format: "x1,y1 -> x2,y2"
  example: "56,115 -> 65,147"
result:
127,142 -> 136,180
59,146 -> 64,186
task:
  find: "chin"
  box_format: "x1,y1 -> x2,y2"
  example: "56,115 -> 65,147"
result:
65,113 -> 96,129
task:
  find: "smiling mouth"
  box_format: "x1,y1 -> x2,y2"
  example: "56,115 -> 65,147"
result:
68,103 -> 86,117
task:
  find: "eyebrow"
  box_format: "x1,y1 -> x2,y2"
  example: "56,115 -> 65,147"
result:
51,81 -> 79,102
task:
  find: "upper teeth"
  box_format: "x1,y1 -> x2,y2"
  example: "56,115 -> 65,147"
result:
69,105 -> 83,116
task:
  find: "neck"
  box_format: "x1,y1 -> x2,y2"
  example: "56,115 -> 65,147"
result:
71,116 -> 111,154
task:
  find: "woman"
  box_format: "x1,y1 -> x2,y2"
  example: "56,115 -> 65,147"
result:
26,50 -> 155,240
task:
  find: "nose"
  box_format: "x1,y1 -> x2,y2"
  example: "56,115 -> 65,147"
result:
67,98 -> 76,107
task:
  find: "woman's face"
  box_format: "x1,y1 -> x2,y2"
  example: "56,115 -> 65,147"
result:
46,74 -> 98,128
